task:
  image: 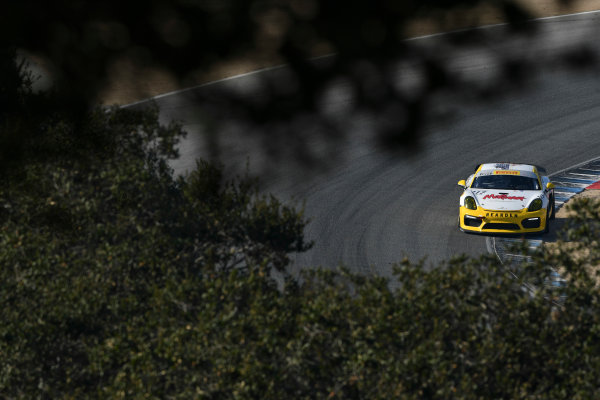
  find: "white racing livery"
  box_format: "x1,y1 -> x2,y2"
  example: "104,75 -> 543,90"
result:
458,163 -> 555,234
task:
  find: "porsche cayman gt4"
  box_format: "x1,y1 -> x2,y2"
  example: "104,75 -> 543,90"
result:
458,163 -> 555,234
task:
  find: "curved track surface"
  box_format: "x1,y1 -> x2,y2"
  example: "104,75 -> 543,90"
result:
137,12 -> 600,276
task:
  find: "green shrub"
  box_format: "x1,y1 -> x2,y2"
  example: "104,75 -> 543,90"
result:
2,51 -> 600,399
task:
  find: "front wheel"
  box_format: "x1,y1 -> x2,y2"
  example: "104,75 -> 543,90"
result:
544,207 -> 551,234
550,197 -> 556,220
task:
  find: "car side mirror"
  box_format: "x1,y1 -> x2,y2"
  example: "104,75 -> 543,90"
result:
458,179 -> 466,188
546,182 -> 555,190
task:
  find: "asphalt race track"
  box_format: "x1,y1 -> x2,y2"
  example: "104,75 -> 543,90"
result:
131,11 -> 600,277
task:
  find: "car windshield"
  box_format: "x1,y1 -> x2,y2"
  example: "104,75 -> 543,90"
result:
471,175 -> 540,190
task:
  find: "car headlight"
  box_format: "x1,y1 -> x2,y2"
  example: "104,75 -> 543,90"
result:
464,196 -> 477,210
528,198 -> 543,212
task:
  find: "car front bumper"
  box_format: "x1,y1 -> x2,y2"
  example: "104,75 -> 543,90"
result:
459,206 -> 547,234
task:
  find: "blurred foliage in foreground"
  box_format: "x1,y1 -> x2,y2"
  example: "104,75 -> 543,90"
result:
3,52 -> 600,400
5,0 -> 596,163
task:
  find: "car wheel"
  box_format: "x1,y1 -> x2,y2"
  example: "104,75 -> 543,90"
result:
550,196 -> 556,220
544,207 -> 551,234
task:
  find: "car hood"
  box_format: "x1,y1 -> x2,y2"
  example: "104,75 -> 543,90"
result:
469,189 -> 540,211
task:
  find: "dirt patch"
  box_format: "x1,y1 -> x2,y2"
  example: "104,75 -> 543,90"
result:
544,189 -> 600,283
545,188 -> 600,240
542,188 -> 600,285
98,0 -> 600,105
557,188 -> 600,216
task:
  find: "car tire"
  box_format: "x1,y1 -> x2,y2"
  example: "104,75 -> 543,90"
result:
550,196 -> 556,220
544,207 -> 551,234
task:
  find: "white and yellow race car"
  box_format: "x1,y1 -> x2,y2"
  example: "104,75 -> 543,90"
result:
458,163 -> 555,234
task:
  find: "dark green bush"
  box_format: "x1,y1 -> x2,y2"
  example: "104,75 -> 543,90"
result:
2,51 -> 600,399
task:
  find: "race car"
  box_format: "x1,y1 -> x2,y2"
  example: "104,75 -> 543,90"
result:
458,163 -> 555,234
